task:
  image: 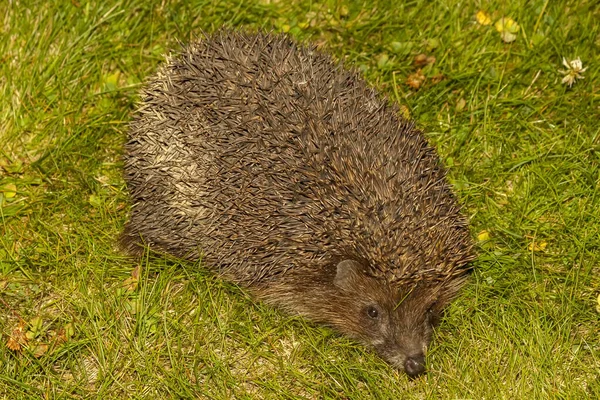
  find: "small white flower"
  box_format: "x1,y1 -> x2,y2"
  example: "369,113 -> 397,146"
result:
559,57 -> 587,87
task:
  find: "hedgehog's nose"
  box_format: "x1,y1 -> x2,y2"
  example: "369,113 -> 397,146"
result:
404,354 -> 425,378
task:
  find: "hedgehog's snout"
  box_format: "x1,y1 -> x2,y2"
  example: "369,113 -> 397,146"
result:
404,353 -> 426,378
375,338 -> 428,377
385,349 -> 427,378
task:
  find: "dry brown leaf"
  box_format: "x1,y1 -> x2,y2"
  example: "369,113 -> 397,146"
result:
32,343 -> 49,358
430,73 -> 445,84
406,69 -> 426,89
123,264 -> 141,292
414,54 -> 436,67
6,321 -> 27,352
6,336 -> 21,351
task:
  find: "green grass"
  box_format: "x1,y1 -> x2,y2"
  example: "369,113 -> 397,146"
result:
1,0 -> 599,397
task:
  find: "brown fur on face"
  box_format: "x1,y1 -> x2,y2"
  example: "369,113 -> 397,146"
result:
252,259 -> 466,377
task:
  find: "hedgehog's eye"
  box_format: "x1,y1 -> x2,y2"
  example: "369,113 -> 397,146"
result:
427,303 -> 440,325
427,300 -> 438,314
366,305 -> 379,319
427,306 -> 434,315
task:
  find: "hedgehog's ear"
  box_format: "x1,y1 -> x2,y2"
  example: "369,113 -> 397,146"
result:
334,259 -> 361,291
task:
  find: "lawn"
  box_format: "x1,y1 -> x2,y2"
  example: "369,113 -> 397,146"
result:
1,0 -> 599,398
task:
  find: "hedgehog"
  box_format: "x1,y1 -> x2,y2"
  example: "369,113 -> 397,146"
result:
121,30 -> 475,377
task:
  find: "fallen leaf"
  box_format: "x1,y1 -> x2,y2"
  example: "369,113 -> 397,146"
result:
55,329 -> 67,345
430,73 -> 445,84
414,54 -> 428,67
477,230 -> 490,242
6,321 -> 27,352
406,69 -> 426,89
123,264 -> 141,292
0,183 -> 17,198
32,343 -> 49,358
413,54 -> 436,68
6,336 -> 21,351
54,322 -> 76,346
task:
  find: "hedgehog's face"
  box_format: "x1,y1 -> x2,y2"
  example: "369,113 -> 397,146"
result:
332,260 -> 448,378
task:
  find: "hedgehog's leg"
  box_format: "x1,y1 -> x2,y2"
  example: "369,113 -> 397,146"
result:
118,221 -> 147,258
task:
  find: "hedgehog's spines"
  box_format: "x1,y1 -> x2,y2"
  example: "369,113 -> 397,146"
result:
122,30 -> 475,375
